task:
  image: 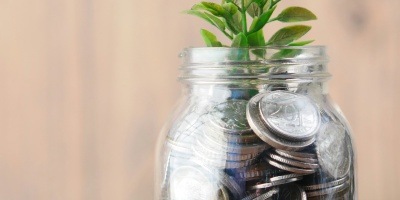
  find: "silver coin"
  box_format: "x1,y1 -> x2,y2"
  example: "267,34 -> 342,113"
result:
199,129 -> 268,155
205,124 -> 263,144
217,186 -> 230,200
235,163 -> 283,181
265,158 -> 316,175
267,152 -> 320,169
269,173 -> 303,183
274,183 -> 307,200
209,99 -> 253,134
250,174 -> 303,190
170,166 -> 219,200
304,176 -> 349,191
166,138 -> 193,155
316,122 -> 351,179
247,93 -> 315,150
274,149 -> 318,163
306,182 -> 349,197
241,187 -> 279,200
275,149 -> 317,159
192,149 -> 257,169
259,91 -> 320,141
252,187 -> 279,200
218,171 -> 243,199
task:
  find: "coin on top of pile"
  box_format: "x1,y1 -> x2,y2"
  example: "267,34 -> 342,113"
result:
247,91 -> 321,150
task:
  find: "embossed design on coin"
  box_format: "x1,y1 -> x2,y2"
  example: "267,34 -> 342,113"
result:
247,93 -> 316,150
259,91 -> 320,141
316,122 -> 351,179
209,100 -> 252,134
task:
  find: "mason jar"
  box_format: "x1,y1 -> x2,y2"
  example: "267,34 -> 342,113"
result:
155,46 -> 356,200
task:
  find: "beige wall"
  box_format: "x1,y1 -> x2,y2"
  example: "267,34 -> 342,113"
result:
0,0 -> 399,199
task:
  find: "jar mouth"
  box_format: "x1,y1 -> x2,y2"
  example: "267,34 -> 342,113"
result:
179,46 -> 330,83
180,46 -> 328,66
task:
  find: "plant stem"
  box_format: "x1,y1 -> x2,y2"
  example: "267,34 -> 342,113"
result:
241,0 -> 247,35
223,30 -> 233,40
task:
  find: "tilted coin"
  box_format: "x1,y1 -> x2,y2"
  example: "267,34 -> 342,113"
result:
267,152 -> 320,169
269,173 -> 304,183
303,176 -> 349,191
306,182 -> 349,197
274,149 -> 318,163
259,91 -> 320,141
218,171 -> 244,199
265,158 -> 316,175
250,174 -> 303,190
241,187 -> 279,200
216,186 -> 230,200
316,122 -> 351,179
247,93 -> 315,150
233,163 -> 283,181
170,166 -> 219,200
275,149 -> 317,159
274,183 -> 307,200
252,187 -> 279,200
209,99 -> 253,134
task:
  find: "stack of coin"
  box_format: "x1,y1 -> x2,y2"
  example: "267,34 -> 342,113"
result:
302,175 -> 350,199
193,99 -> 268,169
264,149 -> 319,175
164,91 -> 353,200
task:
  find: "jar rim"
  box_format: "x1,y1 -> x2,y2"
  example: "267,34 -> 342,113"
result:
180,46 -> 328,67
179,46 -> 330,83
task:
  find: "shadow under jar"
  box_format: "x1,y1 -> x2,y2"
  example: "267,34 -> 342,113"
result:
155,46 -> 357,200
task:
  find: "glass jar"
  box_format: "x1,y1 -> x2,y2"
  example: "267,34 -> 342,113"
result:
155,46 -> 356,200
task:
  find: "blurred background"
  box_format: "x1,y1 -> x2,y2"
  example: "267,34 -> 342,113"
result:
0,0 -> 399,199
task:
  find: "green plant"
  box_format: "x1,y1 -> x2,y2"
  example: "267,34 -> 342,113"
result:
184,0 -> 317,47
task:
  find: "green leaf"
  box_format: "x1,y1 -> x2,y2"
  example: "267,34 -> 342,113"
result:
246,2 -> 260,18
222,2 -> 238,15
231,33 -> 249,47
204,12 -> 226,31
232,11 -> 243,31
249,5 -> 276,34
183,10 -> 225,31
271,49 -> 303,59
276,7 -> 317,22
200,2 -> 226,16
289,40 -> 315,46
200,29 -> 223,47
183,10 -> 214,25
262,0 -> 272,12
268,25 -> 311,46
194,2 -> 240,34
192,3 -> 219,16
247,17 -> 266,46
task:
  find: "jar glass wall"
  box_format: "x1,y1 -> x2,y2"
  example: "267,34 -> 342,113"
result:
155,47 -> 356,200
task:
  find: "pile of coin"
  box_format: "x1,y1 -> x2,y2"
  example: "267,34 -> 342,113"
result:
164,91 -> 353,200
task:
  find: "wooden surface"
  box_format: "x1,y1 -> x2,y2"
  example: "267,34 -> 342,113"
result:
0,0 -> 399,199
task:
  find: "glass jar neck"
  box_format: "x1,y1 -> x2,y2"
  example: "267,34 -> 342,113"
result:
179,46 -> 330,96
